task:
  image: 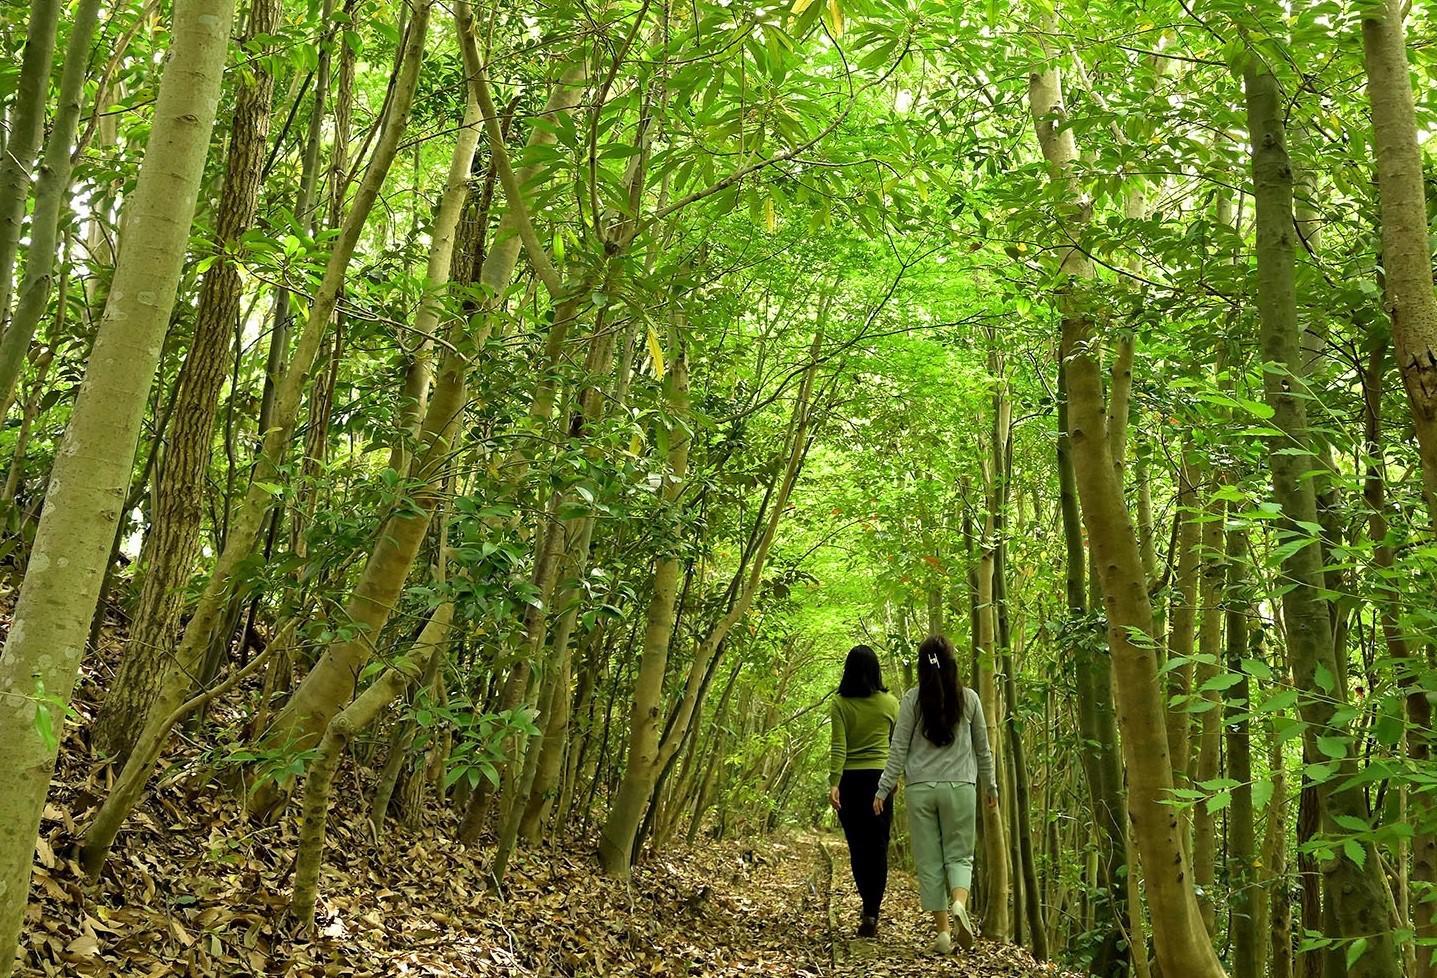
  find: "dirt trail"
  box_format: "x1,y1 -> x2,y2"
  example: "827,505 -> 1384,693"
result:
816,833 -> 1068,978
24,691 -> 1060,978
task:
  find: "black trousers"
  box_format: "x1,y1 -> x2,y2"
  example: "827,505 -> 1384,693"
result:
837,769 -> 892,919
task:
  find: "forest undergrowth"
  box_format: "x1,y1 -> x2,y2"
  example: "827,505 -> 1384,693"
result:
18,597 -> 1062,978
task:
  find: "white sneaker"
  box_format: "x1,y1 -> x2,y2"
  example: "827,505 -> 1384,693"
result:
951,901 -> 976,950
930,930 -> 954,955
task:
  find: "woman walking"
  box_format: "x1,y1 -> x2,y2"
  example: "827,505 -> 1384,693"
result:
828,644 -> 900,937
874,634 -> 998,954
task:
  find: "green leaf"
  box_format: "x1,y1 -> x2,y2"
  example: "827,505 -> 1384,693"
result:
1343,838 -> 1366,869
1346,938 -> 1368,970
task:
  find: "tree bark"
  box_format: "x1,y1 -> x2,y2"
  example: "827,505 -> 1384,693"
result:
0,0 -> 234,967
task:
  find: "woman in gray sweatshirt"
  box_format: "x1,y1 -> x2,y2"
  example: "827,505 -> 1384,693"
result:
873,633 -> 998,955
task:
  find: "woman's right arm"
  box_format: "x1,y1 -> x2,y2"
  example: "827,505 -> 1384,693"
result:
969,689 -> 998,795
876,693 -> 914,801
828,699 -> 847,788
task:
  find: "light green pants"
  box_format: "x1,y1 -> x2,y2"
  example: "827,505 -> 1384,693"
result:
906,781 -> 977,911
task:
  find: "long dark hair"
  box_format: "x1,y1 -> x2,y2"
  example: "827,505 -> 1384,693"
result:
837,644 -> 888,698
916,634 -> 965,746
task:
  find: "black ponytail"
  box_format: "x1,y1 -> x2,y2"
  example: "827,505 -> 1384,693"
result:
915,634 -> 964,746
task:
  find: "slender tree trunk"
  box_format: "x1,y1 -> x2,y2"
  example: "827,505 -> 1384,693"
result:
1166,458 -> 1201,828
597,340 -> 694,875
1225,523 -> 1258,978
1028,51 -> 1226,978
1359,0 -> 1437,528
1363,333 -> 1436,974
1,347 -> 53,511
290,600 -> 452,927
0,0 -> 63,324
1244,59 -> 1402,978
1192,492 -> 1225,934
0,0 -> 101,415
91,0 -> 282,762
600,330 -> 818,877
0,0 -> 235,968
977,498 -> 1013,940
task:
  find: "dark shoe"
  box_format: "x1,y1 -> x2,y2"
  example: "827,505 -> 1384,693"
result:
856,916 -> 878,938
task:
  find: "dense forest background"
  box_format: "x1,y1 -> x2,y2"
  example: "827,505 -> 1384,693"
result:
1,0 -> 1437,975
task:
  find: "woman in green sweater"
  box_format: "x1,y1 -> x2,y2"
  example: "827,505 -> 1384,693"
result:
828,644 -> 900,937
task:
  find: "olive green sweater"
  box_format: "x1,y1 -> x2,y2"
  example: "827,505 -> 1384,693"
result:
828,691 -> 900,786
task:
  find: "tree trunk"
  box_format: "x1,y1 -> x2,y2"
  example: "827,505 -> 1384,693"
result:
597,340 -> 694,875
1359,0 -> 1437,528
0,0 -> 234,966
1028,50 -> 1226,978
91,0 -> 282,762
1165,457 -> 1201,825
600,329 -> 818,877
1244,59 -> 1402,978
1363,332 -> 1435,975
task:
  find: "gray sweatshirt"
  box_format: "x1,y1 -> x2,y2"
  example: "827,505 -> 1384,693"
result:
875,685 -> 997,801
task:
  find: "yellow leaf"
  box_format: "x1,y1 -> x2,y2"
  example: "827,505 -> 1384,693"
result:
645,324 -> 666,379
763,197 -> 776,232
629,432 -> 645,456
828,0 -> 843,36
792,0 -> 816,12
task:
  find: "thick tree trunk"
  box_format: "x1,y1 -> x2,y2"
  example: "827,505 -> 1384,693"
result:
1244,60 -> 1402,978
1029,52 -> 1226,978
91,0 -> 282,762
1360,0 -> 1437,528
0,0 -> 235,968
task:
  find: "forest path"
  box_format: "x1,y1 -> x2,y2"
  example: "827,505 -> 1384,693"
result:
816,833 -> 1068,978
